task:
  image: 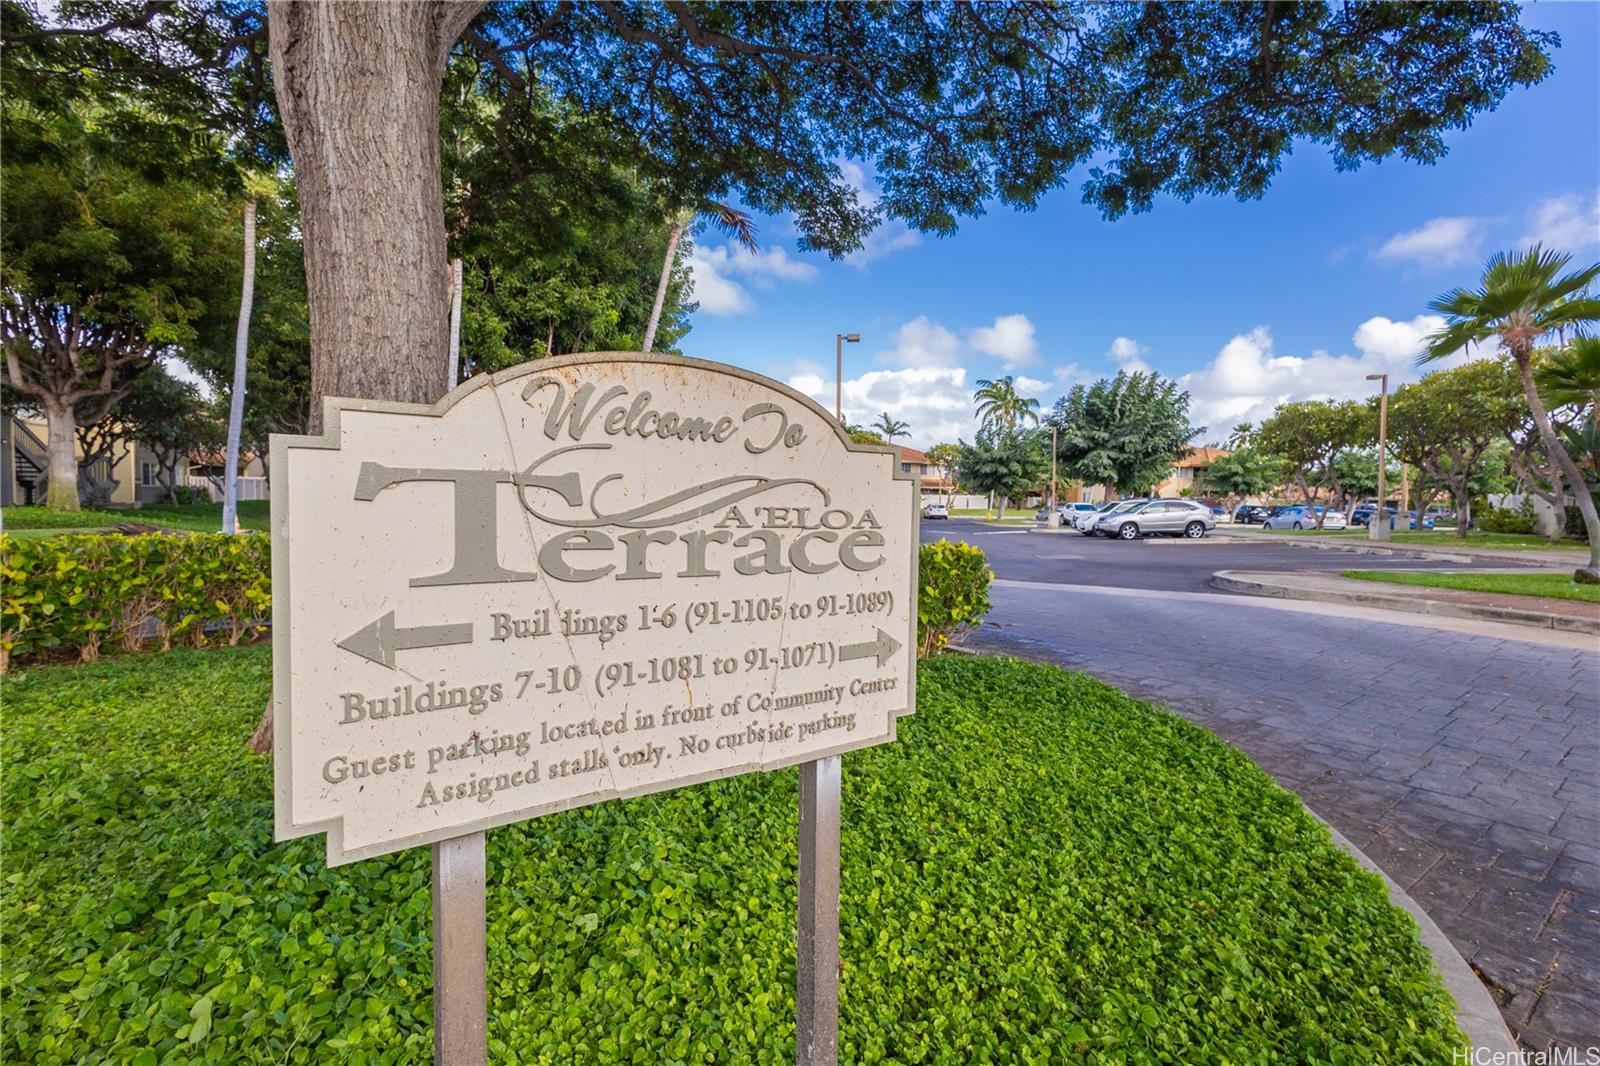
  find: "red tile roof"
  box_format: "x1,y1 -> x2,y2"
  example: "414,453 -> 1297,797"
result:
1174,446 -> 1227,469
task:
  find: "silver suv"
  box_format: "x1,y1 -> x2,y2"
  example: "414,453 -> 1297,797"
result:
1099,499 -> 1216,540
1085,498 -> 1150,535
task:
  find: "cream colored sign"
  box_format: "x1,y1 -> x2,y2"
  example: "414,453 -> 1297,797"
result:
272,353 -> 918,865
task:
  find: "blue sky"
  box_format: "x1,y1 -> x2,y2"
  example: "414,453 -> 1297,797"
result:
678,2 -> 1600,451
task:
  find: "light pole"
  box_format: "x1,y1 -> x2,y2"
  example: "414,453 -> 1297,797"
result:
1367,372 -> 1389,542
1048,424 -> 1060,528
835,333 -> 860,422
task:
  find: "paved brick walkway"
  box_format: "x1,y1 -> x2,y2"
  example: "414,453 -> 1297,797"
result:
970,580 -> 1599,1050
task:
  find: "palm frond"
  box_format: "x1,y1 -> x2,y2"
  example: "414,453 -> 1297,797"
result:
704,200 -> 759,253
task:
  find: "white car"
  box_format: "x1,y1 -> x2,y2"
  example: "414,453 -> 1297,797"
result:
923,500 -> 949,520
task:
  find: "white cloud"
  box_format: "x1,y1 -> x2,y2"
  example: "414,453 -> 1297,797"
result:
687,246 -> 753,315
1013,375 -> 1052,397
969,314 -> 1040,368
788,365 -> 977,448
687,241 -> 820,316
1106,336 -> 1151,373
1178,314 -> 1456,432
875,315 -> 963,368
1373,216 -> 1483,267
1520,192 -> 1600,253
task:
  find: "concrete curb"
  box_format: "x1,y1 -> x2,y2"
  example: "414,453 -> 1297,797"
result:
1211,569 -> 1600,635
1311,811 -> 1520,1054
1211,529 -> 1582,569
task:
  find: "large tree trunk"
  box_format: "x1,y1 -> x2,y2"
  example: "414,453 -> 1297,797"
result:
42,401 -> 79,511
1515,356 -> 1600,578
642,221 -> 686,353
253,1 -> 484,755
267,1 -> 484,427
223,197 -> 258,534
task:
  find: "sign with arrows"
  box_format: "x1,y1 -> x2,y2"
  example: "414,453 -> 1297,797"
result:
271,353 -> 919,865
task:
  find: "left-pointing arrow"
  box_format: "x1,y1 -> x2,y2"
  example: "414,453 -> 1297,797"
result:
337,610 -> 474,669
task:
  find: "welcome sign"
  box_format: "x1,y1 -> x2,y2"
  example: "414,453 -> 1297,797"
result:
272,353 -> 918,865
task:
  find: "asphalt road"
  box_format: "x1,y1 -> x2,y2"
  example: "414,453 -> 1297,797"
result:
920,517 -> 1516,593
921,519 -> 1600,1050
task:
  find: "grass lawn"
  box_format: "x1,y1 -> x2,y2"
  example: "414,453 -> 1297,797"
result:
1254,526 -> 1586,551
1342,569 -> 1600,604
0,647 -> 1463,1063
1,500 -> 269,535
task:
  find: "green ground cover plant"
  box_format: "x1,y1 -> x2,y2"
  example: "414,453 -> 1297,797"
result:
1341,569 -> 1600,604
1,648 -> 1463,1064
0,532 -> 270,670
1,502 -> 269,535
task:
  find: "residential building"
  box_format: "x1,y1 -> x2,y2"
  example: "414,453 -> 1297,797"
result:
1154,446 -> 1228,499
2,414 -> 193,508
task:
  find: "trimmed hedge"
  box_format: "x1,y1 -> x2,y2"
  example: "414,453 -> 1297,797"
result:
0,648 -> 1464,1064
0,532 -> 269,671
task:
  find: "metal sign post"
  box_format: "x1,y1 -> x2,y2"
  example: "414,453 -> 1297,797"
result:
432,833 -> 487,1066
796,755 -> 842,1066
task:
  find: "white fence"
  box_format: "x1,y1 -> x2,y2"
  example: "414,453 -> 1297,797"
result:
186,474 -> 270,503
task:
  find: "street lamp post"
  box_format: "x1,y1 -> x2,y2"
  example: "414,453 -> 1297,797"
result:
835,333 -> 860,422
1367,372 -> 1389,542
1048,424 -> 1059,528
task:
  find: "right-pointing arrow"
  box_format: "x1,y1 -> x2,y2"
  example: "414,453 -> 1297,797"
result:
337,610 -> 474,669
837,627 -> 903,667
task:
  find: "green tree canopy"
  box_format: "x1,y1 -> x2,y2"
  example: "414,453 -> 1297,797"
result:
0,99 -> 240,509
441,59 -> 695,369
1255,399 -> 1373,525
1388,359 -> 1520,537
1200,449 -> 1282,505
1048,371 -> 1199,497
957,428 -> 1050,519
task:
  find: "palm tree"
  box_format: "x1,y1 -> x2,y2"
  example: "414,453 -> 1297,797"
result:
1538,336 -> 1600,410
642,200 -> 758,353
1422,245 -> 1600,579
1226,422 -> 1254,450
874,412 -> 910,440
973,376 -> 1040,431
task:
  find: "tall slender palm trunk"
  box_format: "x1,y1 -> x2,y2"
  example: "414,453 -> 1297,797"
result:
1516,352 -> 1600,577
222,198 -> 258,534
642,221 -> 686,353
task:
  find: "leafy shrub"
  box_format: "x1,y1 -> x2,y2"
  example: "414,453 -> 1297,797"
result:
0,649 -> 1464,1063
0,532 -> 269,671
917,540 -> 992,655
1476,502 -> 1536,534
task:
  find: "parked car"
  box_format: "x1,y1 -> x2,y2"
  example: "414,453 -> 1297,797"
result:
1098,499 -> 1217,540
1233,504 -> 1270,525
1084,499 -> 1148,535
1350,506 -> 1398,528
1035,502 -> 1097,524
923,500 -> 949,520
1262,506 -> 1346,531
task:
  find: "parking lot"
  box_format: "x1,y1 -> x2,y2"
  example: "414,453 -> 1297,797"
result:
921,518 -> 1600,1050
